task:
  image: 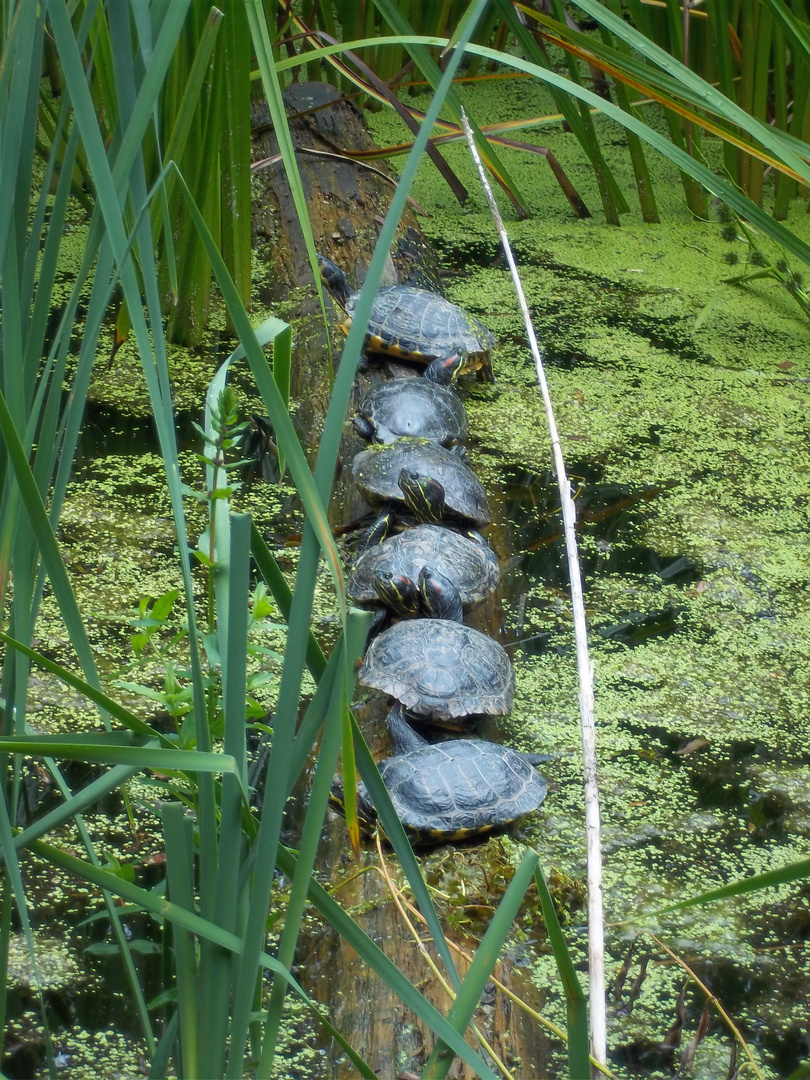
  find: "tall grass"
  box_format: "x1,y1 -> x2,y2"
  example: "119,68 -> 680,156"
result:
287,0 -> 810,228
4,2 -> 809,1078
1,2 -> 588,1078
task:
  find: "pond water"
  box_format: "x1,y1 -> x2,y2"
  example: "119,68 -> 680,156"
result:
287,83 -> 810,1077
7,79 -> 810,1080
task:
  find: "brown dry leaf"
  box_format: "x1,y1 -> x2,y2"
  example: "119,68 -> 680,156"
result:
681,999 -> 712,1070
674,737 -> 710,755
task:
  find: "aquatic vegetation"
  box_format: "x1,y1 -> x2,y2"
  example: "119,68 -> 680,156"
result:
5,2 -> 810,1077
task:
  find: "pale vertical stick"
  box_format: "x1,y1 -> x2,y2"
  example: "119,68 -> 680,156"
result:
460,110 -> 607,1071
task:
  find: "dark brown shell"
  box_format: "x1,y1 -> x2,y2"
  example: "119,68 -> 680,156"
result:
361,739 -> 547,840
355,378 -> 468,446
348,285 -> 495,365
359,618 -> 514,724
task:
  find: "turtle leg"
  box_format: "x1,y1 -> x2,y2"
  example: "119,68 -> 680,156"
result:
352,415 -> 377,442
366,604 -> 390,640
386,701 -> 429,754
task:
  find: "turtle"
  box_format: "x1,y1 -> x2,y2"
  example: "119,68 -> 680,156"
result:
353,366 -> 468,447
352,438 -> 490,539
318,254 -> 495,380
343,703 -> 548,843
358,615 -> 515,728
348,525 -> 499,618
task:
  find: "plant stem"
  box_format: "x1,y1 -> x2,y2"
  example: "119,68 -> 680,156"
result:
460,110 -> 607,1075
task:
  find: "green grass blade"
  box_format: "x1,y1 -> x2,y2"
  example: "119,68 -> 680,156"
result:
14,765 -> 140,850
0,390 -> 106,714
422,848 -> 541,1078
533,865 -> 590,1079
651,856 -> 810,915
162,802 -> 200,1079
249,523 -> 327,681
259,610 -> 369,1077
149,1011 -> 180,1080
764,0 -> 810,56
47,0 -> 213,815
287,614 -> 367,786
0,763 -> 56,1067
563,0 -> 810,184
0,737 -> 240,777
202,513 -> 252,1077
19,836 -> 377,1071
0,4 -> 41,266
275,844 -> 501,1080
373,0 -> 530,216
219,2 -> 252,313
153,7 -> 223,243
168,164 -> 346,608
0,630 -> 169,738
348,711 -> 462,992
247,0 -> 326,327
462,42 -> 810,266
521,8 -> 810,185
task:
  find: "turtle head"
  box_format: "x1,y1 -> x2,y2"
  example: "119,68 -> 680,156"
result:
418,565 -> 464,623
423,349 -> 465,386
373,570 -> 421,619
317,254 -> 353,306
398,469 -> 445,524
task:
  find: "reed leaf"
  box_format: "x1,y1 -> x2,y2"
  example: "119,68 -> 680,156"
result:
162,802 -> 200,1078
462,42 -> 810,266
372,0 -> 531,217
249,523 -> 327,681
258,610 -> 369,1077
275,843 -> 502,1080
0,737 -> 241,777
533,865 -> 590,1079
652,856 -> 810,915
349,711 -> 461,989
543,0 -> 810,184
422,848 -> 541,1078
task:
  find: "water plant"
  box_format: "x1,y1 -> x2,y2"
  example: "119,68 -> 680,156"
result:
4,1 -> 810,1078
1,3 -> 588,1078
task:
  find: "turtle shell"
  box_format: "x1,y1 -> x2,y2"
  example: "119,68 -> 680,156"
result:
346,286 -> 495,372
358,739 -> 547,841
355,378 -> 468,446
359,618 -> 515,724
348,525 -> 499,610
352,438 -> 490,529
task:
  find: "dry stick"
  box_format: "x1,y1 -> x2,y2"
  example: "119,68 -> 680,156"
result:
460,109 -> 607,1072
649,935 -> 765,1079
